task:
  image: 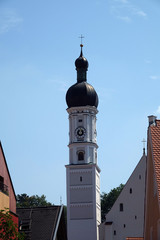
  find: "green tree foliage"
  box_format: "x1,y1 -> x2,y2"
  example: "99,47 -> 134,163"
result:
0,209 -> 24,240
101,184 -> 124,221
63,205 -> 67,225
16,193 -> 53,208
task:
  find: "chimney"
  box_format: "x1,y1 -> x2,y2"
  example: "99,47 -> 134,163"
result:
148,115 -> 157,126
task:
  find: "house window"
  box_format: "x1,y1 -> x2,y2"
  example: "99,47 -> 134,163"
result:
120,203 -> 123,212
0,176 -> 4,192
130,188 -> 132,194
78,119 -> 82,122
20,224 -> 30,231
80,176 -> 82,182
139,175 -> 141,180
78,151 -> 84,161
124,224 -> 126,228
135,215 -> 137,219
114,230 -> 116,235
0,176 -> 4,183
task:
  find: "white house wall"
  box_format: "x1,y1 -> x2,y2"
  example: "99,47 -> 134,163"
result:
104,154 -> 146,240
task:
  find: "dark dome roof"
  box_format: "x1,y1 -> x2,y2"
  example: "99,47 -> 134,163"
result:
75,55 -> 88,70
66,81 -> 98,108
75,46 -> 89,70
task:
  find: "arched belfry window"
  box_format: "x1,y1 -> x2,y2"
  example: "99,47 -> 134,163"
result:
77,151 -> 85,161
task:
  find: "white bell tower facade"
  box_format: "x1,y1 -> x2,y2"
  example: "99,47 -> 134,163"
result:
65,45 -> 101,240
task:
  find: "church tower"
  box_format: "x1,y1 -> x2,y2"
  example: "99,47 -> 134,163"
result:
65,44 -> 101,240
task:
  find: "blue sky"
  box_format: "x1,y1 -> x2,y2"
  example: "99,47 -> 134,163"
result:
1,0 -> 160,205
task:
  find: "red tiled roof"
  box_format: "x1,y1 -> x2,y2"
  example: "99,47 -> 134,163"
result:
149,120 -> 160,201
126,238 -> 143,240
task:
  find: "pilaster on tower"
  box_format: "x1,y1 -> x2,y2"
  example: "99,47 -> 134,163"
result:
65,44 -> 101,240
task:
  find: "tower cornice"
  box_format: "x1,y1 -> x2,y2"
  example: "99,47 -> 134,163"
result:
68,142 -> 98,149
67,106 -> 98,114
65,163 -> 101,173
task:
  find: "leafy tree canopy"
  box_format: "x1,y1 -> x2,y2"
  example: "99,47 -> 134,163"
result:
101,183 -> 124,221
16,193 -> 53,208
0,209 -> 24,240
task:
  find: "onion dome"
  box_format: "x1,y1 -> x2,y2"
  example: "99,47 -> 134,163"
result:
66,81 -> 98,108
75,45 -> 89,70
66,45 -> 98,108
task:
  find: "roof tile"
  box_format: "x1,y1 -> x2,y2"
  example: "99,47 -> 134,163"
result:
17,206 -> 66,240
150,120 -> 160,201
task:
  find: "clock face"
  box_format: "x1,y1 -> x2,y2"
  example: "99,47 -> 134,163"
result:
75,127 -> 86,139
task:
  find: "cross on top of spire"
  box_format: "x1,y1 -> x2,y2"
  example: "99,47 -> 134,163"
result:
142,138 -> 146,155
79,34 -> 84,47
142,138 -> 146,148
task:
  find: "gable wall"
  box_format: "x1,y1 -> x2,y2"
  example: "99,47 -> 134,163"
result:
104,154 -> 146,240
0,145 -> 16,213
